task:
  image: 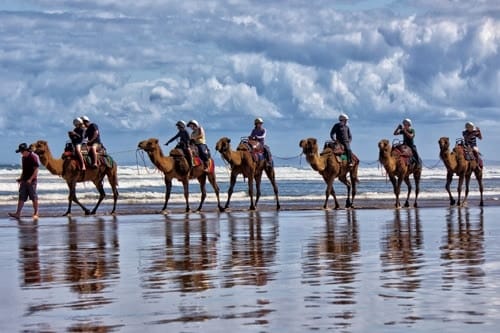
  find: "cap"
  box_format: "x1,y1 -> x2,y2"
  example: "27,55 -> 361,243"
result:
16,143 -> 29,153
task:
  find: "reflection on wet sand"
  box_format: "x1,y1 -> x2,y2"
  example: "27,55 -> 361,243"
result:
16,217 -> 121,332
223,211 -> 279,287
379,209 -> 424,325
141,213 -> 219,296
441,208 -> 485,289
302,210 -> 360,330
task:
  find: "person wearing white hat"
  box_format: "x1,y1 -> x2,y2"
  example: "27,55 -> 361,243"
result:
81,115 -> 101,168
463,121 -> 483,167
330,113 -> 353,166
394,118 -> 421,167
187,120 -> 210,172
68,117 -> 86,171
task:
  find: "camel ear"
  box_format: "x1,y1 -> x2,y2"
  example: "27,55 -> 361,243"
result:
153,138 -> 158,144
311,138 -> 317,145
299,140 -> 304,147
228,138 -> 231,143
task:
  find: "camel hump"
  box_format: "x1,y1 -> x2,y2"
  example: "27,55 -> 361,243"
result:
392,143 -> 413,158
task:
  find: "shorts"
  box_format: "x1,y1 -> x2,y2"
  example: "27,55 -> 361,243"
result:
19,181 -> 38,202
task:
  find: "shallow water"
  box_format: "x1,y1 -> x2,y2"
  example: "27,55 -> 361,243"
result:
1,207 -> 499,332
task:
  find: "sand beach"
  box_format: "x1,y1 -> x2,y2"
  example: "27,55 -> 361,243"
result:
1,200 -> 500,332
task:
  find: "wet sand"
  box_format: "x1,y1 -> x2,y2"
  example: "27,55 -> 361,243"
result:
1,202 -> 500,332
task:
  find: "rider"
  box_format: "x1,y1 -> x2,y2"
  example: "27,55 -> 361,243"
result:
187,120 -> 210,172
68,117 -> 86,171
330,113 -> 353,166
165,120 -> 192,168
393,118 -> 421,166
462,121 -> 483,167
81,115 -> 102,168
249,117 -> 272,166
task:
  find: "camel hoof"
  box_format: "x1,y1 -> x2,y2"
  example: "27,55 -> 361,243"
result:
276,204 -> 281,211
404,202 -> 410,208
85,210 -> 92,215
480,201 -> 484,207
160,209 -> 170,215
63,212 -> 71,217
413,203 -> 418,208
450,199 -> 456,206
249,206 -> 256,211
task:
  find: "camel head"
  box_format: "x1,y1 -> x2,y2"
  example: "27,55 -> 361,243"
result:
438,137 -> 450,152
378,139 -> 391,153
138,138 -> 160,153
299,138 -> 319,155
215,137 -> 231,154
30,140 -> 49,157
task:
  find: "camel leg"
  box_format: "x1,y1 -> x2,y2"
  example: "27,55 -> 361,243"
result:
456,175 -> 465,206
389,175 -> 401,208
254,172 -> 263,209
90,182 -> 106,215
65,183 -> 90,216
349,171 -> 357,208
339,175 -> 352,208
265,167 -> 280,210
196,175 -> 207,212
413,171 -> 421,208
403,176 -> 412,208
107,169 -> 119,215
476,169 -> 484,206
225,173 -> 238,210
207,173 -> 223,212
248,175 -> 255,211
445,171 -> 455,206
463,173 -> 472,207
324,178 -> 339,210
162,177 -> 174,213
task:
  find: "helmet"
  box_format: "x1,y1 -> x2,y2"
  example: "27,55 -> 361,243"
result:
81,115 -> 90,122
73,118 -> 83,126
465,121 -> 474,129
176,120 -> 186,128
187,119 -> 199,127
338,113 -> 349,121
403,118 -> 412,126
254,117 -> 264,125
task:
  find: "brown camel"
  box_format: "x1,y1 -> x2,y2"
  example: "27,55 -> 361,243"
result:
378,139 -> 421,208
215,137 -> 280,211
299,138 -> 358,209
30,140 -> 118,215
438,137 -> 483,206
137,138 -> 223,213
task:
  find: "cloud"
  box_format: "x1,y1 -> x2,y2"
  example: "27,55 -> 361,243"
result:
0,0 -> 499,163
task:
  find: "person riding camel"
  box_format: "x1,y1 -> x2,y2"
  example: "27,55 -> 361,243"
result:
249,117 -> 273,166
68,117 -> 86,171
187,120 -> 210,172
462,121 -> 483,168
393,118 -> 421,167
330,113 -> 353,167
165,120 -> 192,168
81,115 -> 101,168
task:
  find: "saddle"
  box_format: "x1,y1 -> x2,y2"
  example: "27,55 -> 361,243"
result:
171,142 -> 210,168
239,138 -> 266,163
455,139 -> 482,167
391,141 -> 414,165
63,142 -> 114,168
323,140 -> 358,165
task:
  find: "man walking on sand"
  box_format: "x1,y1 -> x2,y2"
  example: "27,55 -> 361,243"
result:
9,143 -> 39,219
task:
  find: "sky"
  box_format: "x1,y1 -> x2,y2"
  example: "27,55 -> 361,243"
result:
1,0 -> 499,166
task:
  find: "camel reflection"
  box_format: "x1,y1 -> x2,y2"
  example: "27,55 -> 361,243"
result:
66,217 -> 120,300
222,211 -> 278,287
302,210 -> 360,330
380,209 -> 423,293
143,213 -> 219,293
441,208 -> 484,288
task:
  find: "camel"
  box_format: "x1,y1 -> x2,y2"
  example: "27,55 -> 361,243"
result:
299,138 -> 358,209
378,139 -> 421,208
137,138 -> 223,213
438,137 -> 483,206
30,140 -> 118,215
215,137 -> 280,211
